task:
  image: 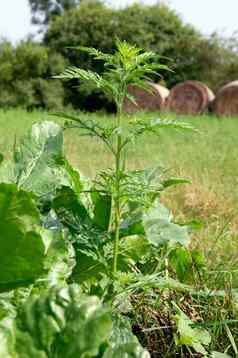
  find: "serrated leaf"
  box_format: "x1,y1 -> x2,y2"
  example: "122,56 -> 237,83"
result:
134,118 -> 197,136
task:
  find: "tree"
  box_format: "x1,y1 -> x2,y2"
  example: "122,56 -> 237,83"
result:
28,0 -> 80,25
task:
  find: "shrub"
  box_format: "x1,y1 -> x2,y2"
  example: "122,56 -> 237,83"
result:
0,40 -> 66,110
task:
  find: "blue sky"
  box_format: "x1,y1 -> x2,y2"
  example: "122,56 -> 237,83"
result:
0,0 -> 238,43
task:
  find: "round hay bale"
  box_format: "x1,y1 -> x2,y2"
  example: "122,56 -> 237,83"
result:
212,81 -> 238,116
167,81 -> 215,115
123,83 -> 170,113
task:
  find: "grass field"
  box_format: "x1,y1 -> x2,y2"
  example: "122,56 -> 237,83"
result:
1,108 -> 238,284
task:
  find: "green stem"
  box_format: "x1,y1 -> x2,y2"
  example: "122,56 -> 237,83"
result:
112,101 -> 123,275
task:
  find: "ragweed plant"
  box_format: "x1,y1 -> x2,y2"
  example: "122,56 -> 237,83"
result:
54,41 -> 194,276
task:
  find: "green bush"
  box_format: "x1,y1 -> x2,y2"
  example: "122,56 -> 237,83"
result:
0,40 -> 66,110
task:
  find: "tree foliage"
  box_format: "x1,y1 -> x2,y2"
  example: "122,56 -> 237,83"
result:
0,40 -> 65,110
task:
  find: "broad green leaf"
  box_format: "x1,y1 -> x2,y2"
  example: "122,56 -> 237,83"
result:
91,189 -> 111,231
0,184 -> 45,292
42,230 -> 75,287
121,235 -> 150,263
191,250 -> 207,272
121,200 -> 190,247
72,249 -> 107,284
53,186 -> 109,284
63,158 -> 83,197
14,121 -> 72,199
168,248 -> 208,284
143,200 -> 190,247
103,315 -> 150,357
169,246 -> 192,282
52,186 -> 90,234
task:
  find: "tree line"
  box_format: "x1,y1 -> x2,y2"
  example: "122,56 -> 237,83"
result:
0,0 -> 237,111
